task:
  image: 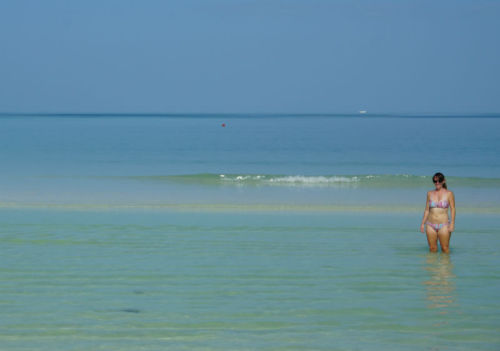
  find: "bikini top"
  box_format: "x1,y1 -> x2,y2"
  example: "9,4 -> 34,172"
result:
429,199 -> 449,209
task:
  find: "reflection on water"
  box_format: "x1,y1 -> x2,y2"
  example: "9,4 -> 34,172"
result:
422,253 -> 456,315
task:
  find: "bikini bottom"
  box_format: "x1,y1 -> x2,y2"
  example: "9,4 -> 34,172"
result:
426,222 -> 450,231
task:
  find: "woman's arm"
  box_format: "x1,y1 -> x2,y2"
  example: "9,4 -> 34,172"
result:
449,191 -> 456,232
420,192 -> 430,233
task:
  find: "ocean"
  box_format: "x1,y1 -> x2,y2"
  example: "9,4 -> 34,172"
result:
1,114 -> 499,350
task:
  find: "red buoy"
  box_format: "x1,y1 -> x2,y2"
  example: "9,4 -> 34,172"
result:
221,123 -> 226,127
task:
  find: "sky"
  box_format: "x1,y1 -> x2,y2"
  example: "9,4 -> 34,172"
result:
0,0 -> 499,114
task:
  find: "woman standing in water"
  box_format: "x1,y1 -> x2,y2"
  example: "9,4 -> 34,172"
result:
420,172 -> 456,253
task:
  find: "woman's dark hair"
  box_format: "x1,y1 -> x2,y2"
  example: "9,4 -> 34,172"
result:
433,172 -> 447,189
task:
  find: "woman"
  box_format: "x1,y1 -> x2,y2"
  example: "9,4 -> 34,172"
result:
420,172 -> 456,253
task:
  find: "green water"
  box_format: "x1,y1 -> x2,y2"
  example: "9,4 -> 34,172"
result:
1,115 -> 500,349
1,209 -> 499,350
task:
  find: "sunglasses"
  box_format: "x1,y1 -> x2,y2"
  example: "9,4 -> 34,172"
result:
433,179 -> 443,184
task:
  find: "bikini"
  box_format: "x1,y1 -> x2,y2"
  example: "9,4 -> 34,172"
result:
426,199 -> 450,231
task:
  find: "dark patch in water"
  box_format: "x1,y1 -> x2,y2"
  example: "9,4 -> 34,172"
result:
121,308 -> 140,313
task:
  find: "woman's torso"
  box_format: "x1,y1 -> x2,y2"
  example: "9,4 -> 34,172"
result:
428,190 -> 450,224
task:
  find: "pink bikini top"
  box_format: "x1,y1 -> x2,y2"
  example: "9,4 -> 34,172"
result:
429,199 -> 449,209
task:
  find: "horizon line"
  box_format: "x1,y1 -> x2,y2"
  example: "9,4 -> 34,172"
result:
1,112 -> 500,118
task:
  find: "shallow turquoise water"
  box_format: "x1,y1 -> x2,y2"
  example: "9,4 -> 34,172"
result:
1,115 -> 500,349
1,209 -> 499,350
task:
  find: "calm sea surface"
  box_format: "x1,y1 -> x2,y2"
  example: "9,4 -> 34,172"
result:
1,114 -> 500,350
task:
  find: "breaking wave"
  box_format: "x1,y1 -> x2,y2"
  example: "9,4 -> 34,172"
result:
128,174 -> 500,188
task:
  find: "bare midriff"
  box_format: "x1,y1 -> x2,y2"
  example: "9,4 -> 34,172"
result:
428,207 -> 449,224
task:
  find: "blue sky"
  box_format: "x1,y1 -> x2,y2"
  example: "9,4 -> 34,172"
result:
0,0 -> 499,114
